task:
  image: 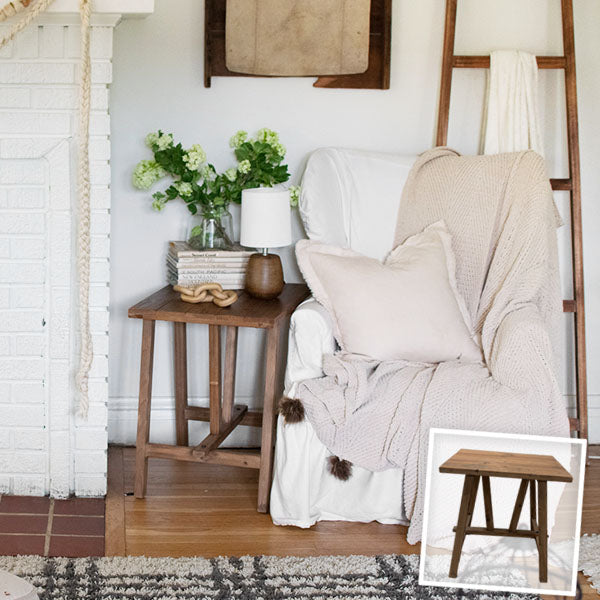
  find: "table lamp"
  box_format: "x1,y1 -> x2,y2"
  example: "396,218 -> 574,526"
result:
240,187 -> 292,300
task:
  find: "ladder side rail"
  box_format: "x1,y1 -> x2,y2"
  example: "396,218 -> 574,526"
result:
436,0 -> 457,146
561,0 -> 587,440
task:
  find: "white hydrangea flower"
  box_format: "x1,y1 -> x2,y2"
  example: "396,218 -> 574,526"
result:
156,133 -> 174,150
273,142 -> 286,157
224,168 -> 238,182
132,160 -> 165,190
175,181 -> 193,197
289,185 -> 300,207
152,193 -> 167,211
257,128 -> 279,145
200,164 -> 214,179
229,130 -> 248,149
183,144 -> 207,171
145,132 -> 160,148
238,159 -> 251,174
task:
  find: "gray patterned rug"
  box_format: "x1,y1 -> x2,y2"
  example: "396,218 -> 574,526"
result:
0,554 -> 539,599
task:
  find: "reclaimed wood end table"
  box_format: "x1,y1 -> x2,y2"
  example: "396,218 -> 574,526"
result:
439,448 -> 573,583
128,283 -> 309,513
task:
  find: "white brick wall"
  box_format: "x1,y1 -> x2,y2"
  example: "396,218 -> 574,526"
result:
0,21 -> 114,497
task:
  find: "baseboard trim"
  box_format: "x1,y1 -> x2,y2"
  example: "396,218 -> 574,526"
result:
108,394 -> 600,445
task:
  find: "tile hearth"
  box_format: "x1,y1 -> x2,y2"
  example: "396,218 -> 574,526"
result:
0,496 -> 105,557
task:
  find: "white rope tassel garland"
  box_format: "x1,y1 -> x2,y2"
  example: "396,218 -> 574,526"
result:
75,0 -> 93,419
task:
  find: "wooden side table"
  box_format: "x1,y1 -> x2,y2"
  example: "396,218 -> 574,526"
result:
439,448 -> 573,583
128,283 -> 309,513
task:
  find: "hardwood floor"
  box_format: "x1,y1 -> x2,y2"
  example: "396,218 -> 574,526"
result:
106,445 -> 600,598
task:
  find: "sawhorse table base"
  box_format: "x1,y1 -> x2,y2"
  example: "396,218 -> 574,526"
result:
449,475 -> 548,582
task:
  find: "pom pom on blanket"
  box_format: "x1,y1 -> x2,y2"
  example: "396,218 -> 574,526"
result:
279,397 -> 305,424
328,456 -> 353,481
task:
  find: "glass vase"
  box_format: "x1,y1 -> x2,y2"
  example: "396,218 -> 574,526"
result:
187,206 -> 234,251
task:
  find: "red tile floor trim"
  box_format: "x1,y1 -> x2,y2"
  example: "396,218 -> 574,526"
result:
0,495 -> 105,557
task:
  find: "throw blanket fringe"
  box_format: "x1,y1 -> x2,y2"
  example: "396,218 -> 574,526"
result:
279,396 -> 305,424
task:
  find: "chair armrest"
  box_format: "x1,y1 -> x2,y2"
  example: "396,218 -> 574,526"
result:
284,296 -> 336,397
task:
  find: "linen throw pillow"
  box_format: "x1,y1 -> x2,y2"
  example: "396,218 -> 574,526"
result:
295,221 -> 481,363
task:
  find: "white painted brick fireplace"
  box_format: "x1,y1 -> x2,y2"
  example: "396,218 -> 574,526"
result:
0,0 -> 153,497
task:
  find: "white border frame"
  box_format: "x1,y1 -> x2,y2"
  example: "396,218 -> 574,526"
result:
418,428 -> 587,597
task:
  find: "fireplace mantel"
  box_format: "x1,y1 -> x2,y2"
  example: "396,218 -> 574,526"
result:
2,0 -> 154,25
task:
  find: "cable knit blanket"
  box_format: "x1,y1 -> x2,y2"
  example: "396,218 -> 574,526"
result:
296,148 -> 570,544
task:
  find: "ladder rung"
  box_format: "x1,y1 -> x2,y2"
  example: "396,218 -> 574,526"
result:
452,55 -> 566,69
563,300 -> 576,313
551,178 -> 572,191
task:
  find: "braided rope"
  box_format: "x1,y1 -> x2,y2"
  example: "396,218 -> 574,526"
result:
75,0 -> 92,419
0,0 -> 55,46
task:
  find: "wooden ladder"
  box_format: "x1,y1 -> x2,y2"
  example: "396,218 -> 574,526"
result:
435,0 -> 587,441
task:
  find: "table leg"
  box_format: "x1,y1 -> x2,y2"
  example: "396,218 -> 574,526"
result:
174,322 -> 188,446
509,479 -> 529,531
538,480 -> 548,582
222,326 -> 238,424
257,323 -> 281,513
482,475 -> 494,530
209,325 -> 222,433
135,319 -> 155,499
449,474 -> 478,578
530,479 -> 537,531
465,475 -> 479,527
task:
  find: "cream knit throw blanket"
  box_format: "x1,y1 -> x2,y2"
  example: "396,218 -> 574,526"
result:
296,148 -> 570,544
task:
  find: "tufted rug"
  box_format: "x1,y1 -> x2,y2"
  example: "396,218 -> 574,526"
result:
579,534 -> 600,594
0,554 -> 540,599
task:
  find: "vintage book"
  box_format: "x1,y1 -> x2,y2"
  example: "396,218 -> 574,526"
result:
168,272 -> 246,288
171,256 -> 250,265
169,241 -> 253,258
166,255 -> 248,272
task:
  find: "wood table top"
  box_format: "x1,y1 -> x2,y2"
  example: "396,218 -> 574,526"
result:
128,284 -> 310,329
439,448 -> 573,482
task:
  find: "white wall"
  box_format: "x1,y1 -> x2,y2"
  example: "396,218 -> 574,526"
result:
109,0 -> 600,444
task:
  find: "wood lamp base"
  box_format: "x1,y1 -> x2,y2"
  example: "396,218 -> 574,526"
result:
245,253 -> 284,300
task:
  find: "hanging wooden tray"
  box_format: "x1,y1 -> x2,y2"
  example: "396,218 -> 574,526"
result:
204,0 -> 391,90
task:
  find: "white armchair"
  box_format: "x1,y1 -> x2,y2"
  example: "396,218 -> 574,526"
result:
270,148 -> 419,527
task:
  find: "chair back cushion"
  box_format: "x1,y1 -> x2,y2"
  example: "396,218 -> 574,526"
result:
299,148 -> 418,261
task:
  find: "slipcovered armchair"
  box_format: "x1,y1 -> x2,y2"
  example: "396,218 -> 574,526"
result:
270,147 -> 569,555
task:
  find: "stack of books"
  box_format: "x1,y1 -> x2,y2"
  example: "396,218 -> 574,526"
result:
167,241 -> 252,289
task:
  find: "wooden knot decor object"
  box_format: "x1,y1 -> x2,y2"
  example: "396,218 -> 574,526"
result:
0,0 -> 31,21
173,283 -> 239,308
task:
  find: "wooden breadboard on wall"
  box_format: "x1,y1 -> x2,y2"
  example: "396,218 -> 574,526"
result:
204,0 -> 392,89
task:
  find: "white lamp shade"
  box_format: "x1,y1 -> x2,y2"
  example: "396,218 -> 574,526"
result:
240,187 -> 292,249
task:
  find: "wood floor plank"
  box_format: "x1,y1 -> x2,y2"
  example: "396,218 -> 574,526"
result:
104,446 -> 126,556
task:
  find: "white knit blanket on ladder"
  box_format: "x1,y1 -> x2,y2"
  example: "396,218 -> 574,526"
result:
296,148 -> 570,544
483,50 -> 544,156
